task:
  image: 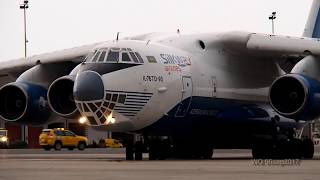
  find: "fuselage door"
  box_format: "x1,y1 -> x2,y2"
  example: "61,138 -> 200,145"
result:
175,76 -> 193,117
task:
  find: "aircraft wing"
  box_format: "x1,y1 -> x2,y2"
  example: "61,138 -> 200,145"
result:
0,42 -> 101,85
216,31 -> 320,72
218,31 -> 320,56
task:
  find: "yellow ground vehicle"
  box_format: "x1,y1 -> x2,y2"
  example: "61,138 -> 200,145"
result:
0,128 -> 9,148
39,128 -> 88,151
105,138 -> 123,148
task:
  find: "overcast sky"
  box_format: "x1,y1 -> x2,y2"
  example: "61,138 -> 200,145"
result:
0,0 -> 313,60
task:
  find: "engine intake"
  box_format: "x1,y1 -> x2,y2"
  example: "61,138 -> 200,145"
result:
0,82 -> 50,124
269,74 -> 320,120
48,75 -> 79,118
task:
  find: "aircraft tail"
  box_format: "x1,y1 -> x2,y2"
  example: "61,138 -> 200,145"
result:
304,0 -> 320,38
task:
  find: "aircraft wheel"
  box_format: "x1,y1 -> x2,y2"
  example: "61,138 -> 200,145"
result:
201,148 -> 213,159
301,138 -> 314,159
134,141 -> 143,160
149,139 -> 160,160
252,140 -> 273,159
126,142 -> 134,160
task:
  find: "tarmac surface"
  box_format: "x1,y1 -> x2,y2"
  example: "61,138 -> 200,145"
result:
0,148 -> 320,180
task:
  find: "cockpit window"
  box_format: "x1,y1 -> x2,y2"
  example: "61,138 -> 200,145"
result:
92,51 -> 101,62
85,47 -> 144,64
129,52 -> 139,63
107,50 -> 119,62
98,51 -> 107,62
135,52 -> 144,63
122,52 -> 131,62
84,51 -> 96,62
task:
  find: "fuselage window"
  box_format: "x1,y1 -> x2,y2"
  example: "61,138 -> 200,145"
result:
129,52 -> 139,63
92,51 -> 101,62
98,51 -> 107,62
122,52 -> 131,62
107,50 -> 119,62
135,52 -> 144,63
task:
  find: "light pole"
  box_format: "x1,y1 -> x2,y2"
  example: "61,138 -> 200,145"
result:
269,12 -> 276,34
20,0 -> 29,58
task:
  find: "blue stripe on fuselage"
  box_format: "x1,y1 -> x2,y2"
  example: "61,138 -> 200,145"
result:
141,96 -> 297,137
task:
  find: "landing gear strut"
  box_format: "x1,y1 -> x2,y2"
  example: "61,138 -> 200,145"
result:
125,135 -> 144,160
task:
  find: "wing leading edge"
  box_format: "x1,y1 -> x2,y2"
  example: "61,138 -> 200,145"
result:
217,31 -> 320,58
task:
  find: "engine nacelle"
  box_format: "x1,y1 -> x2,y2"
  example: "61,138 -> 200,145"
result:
0,82 -> 50,124
269,74 -> 320,120
47,75 -> 79,118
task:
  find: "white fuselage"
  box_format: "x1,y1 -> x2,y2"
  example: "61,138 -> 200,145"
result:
74,33 -> 282,132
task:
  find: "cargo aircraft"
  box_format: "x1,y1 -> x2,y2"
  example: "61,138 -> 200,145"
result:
1,0 -> 320,160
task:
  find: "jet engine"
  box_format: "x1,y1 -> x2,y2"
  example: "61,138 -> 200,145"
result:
0,82 -> 50,124
0,63 -> 78,124
269,74 -> 320,120
47,75 -> 79,118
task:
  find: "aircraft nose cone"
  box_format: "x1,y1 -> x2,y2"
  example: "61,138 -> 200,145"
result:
73,71 -> 104,101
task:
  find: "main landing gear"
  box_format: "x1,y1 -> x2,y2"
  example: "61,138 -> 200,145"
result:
252,137 -> 314,159
125,135 -> 144,160
125,135 -> 213,160
252,116 -> 314,159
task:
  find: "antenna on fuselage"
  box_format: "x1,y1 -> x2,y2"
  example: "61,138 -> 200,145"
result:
116,32 -> 120,41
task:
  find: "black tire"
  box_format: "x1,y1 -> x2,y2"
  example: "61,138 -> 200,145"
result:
252,140 -> 273,159
43,146 -> 51,151
54,142 -> 62,151
302,138 -> 314,159
78,142 -> 86,150
68,147 -> 74,151
202,148 -> 213,160
149,139 -> 161,160
126,142 -> 134,160
288,138 -> 302,159
134,141 -> 143,160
